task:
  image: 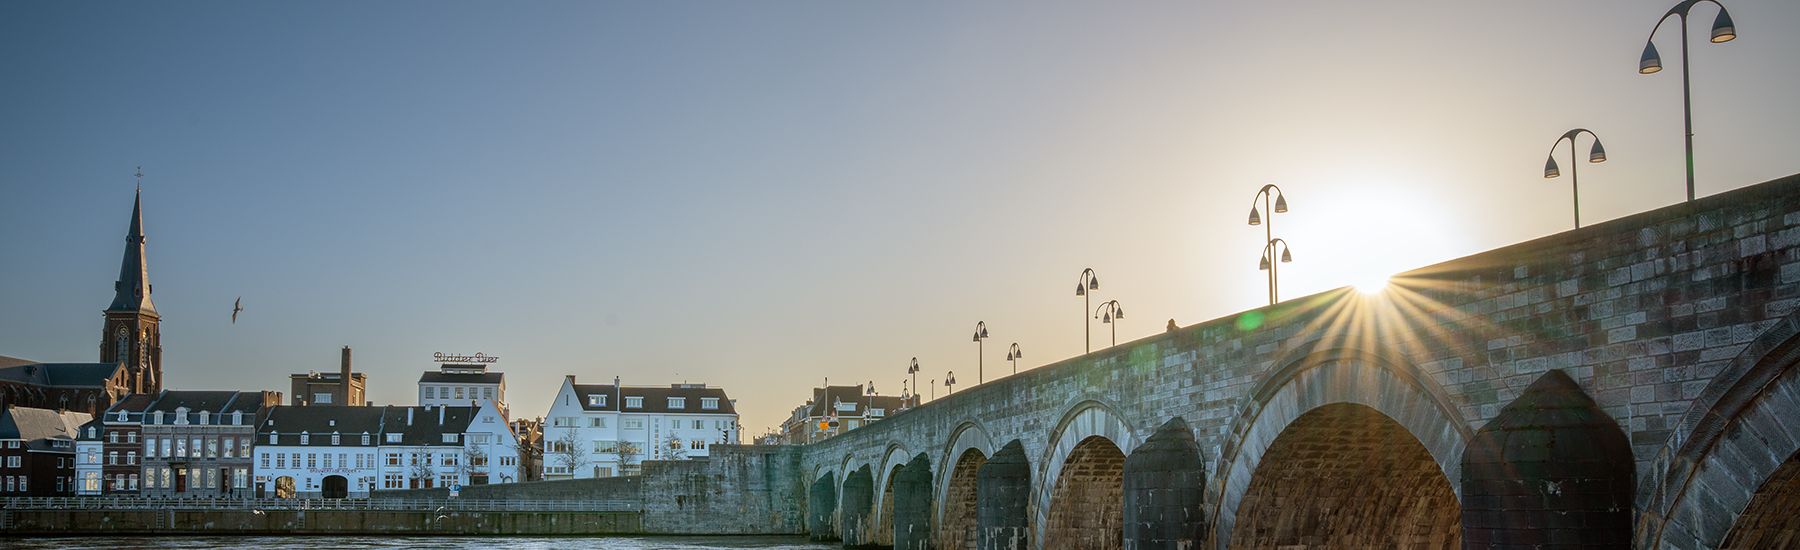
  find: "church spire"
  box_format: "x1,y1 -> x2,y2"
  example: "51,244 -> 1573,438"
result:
107,173 -> 156,315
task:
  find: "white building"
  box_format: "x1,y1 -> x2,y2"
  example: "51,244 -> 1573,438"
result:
418,362 -> 508,418
541,376 -> 739,480
253,402 -> 519,498
74,418 -> 104,495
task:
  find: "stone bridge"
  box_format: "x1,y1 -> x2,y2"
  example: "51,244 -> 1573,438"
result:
796,174 -> 1800,550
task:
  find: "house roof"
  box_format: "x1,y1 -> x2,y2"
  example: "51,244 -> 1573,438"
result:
258,405 -> 486,447
0,405 -> 93,450
803,385 -> 909,418
569,382 -> 736,414
0,362 -> 123,388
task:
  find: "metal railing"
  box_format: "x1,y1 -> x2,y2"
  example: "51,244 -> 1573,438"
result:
0,496 -> 639,513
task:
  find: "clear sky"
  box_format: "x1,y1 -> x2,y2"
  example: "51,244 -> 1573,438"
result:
3,1 -> 1797,436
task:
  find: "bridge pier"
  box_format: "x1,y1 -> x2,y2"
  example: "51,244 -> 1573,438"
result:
809,474 -> 839,542
842,466 -> 873,547
1462,370 -> 1634,548
976,441 -> 1029,550
1122,417 -> 1206,550
892,454 -> 933,550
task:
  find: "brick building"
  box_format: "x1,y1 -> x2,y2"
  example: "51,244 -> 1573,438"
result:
0,405 -> 92,496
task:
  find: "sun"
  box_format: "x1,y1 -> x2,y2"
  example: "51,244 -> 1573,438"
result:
1354,274 -> 1391,295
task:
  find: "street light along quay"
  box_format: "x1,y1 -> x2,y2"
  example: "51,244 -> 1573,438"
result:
907,357 -> 920,402
1544,128 -> 1608,229
945,371 -> 957,395
972,321 -> 990,384
1248,184 -> 1289,305
1076,268 -> 1100,353
1006,343 -> 1022,375
1639,0 -> 1736,202
1259,238 -> 1293,303
1094,300 -> 1124,348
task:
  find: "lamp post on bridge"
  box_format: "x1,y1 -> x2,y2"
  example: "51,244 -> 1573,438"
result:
945,371 -> 957,395
1259,238 -> 1293,302
1005,343 -> 1022,376
1544,129 -> 1608,229
1638,0 -> 1737,202
972,321 -> 990,385
1076,268 -> 1100,353
1094,300 -> 1125,348
1248,184 -> 1290,305
906,357 -> 920,402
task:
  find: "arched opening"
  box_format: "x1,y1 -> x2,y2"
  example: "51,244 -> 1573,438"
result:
321,475 -> 348,499
842,466 -> 874,546
808,473 -> 839,542
978,440 -> 1031,550
1123,417 -> 1206,548
1722,448 -> 1800,548
274,476 -> 296,499
877,463 -> 904,546
1230,403 -> 1460,549
1462,370 -> 1632,547
937,447 -> 987,550
1044,435 -> 1126,550
892,453 -> 934,550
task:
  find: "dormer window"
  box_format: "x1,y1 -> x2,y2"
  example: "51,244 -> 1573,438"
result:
385,433 -> 402,443
116,411 -> 127,422
668,397 -> 686,409
269,432 -> 278,445
588,395 -> 606,407
701,398 -> 719,410
331,433 -> 341,446
625,397 -> 643,409
233,411 -> 243,425
198,411 -> 210,425
152,411 -> 163,424
300,432 -> 310,445
361,433 -> 371,445
443,434 -> 460,444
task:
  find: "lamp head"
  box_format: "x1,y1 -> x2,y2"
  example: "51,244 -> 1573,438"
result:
1247,207 -> 1262,226
1273,193 -> 1288,213
1588,140 -> 1607,163
1544,156 -> 1561,179
1258,255 -> 1271,271
1101,312 -> 1112,323
979,326 -> 989,338
1088,276 -> 1099,291
1639,42 -> 1663,74
1075,283 -> 1085,296
1711,10 -> 1735,43
1114,305 -> 1124,319
1280,248 -> 1292,263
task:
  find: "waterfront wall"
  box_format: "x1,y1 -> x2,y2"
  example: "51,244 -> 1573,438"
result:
0,509 -> 640,536
641,444 -> 805,534
368,475 -> 641,502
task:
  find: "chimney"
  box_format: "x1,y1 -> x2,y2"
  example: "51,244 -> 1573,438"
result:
340,346 -> 353,406
406,408 -> 414,426
438,405 -> 445,425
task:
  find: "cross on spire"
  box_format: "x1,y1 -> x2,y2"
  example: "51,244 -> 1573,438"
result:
135,166 -> 143,190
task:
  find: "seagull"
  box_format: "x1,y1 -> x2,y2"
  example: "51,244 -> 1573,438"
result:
251,509 -> 264,516
231,297 -> 244,324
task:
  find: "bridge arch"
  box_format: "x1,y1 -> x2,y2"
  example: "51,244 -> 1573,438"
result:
1212,347 -> 1472,549
935,421 -> 995,550
1638,311 -> 1800,548
1034,398 -> 1138,550
807,472 -> 839,541
872,442 -> 917,547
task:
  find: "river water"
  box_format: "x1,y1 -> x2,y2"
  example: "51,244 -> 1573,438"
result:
4,536 -> 835,549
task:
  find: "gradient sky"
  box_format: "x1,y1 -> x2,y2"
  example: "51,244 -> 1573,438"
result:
3,1 -> 1798,435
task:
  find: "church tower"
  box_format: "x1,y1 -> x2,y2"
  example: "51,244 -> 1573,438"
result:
101,184 -> 162,395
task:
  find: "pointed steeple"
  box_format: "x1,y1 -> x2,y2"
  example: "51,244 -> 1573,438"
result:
107,184 -> 156,315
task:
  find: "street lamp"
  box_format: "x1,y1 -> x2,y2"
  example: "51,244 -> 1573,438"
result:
1075,268 -> 1100,353
1259,238 -> 1293,302
1005,343 -> 1022,375
972,321 -> 990,384
906,357 -> 920,402
945,371 -> 957,395
1094,300 -> 1125,348
865,382 -> 876,420
1248,184 -> 1290,305
1544,128 -> 1608,229
1639,0 -> 1736,202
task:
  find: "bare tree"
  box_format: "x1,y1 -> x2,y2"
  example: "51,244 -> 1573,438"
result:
617,441 -> 641,474
510,433 -> 543,483
409,455 -> 436,489
551,429 -> 586,477
664,434 -> 688,460
461,445 -> 489,484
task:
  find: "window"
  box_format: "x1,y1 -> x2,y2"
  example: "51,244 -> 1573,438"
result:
455,387 -> 465,400
701,397 -> 719,410
425,387 -> 436,399
192,438 -> 203,457
82,472 -> 100,492
109,431 -> 118,443
384,473 -> 403,489
206,468 -> 217,489
442,433 -> 459,444
206,438 -> 218,457
233,468 -> 247,489
85,449 -> 98,464
300,433 -> 310,445
623,418 -> 644,430
223,438 -> 235,458
667,397 -> 685,409
385,433 -> 402,443
270,432 -> 278,445
128,474 -> 138,490
690,439 -> 705,450
588,395 -> 606,407
199,411 -> 210,425
128,432 -> 137,443
313,392 -> 333,404
127,451 -> 136,465
386,453 -> 400,466
624,397 -> 643,409
693,420 -> 703,430
261,454 -> 270,469
471,433 -> 493,445
361,433 -> 371,445
233,411 -> 243,426
276,454 -> 286,469
145,436 -> 156,458
483,388 -> 494,400
160,467 -> 170,488
552,417 -> 576,428
590,417 -> 607,428
331,433 -> 340,446
322,454 -> 332,469
307,454 -> 317,468
107,452 -> 117,465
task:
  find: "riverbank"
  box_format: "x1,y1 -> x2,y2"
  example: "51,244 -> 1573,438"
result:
0,509 -> 641,536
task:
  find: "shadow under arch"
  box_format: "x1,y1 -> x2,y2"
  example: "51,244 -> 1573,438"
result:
935,421 -> 995,550
1209,346 -> 1473,550
1033,398 -> 1138,550
1637,309 -> 1800,548
872,442 -> 917,547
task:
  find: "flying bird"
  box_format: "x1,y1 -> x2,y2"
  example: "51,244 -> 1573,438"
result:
231,297 -> 243,324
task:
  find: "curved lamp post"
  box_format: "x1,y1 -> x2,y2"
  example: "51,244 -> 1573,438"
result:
1544,129 -> 1608,229
1639,0 -> 1736,202
1259,238 -> 1293,301
1248,184 -> 1289,305
906,357 -> 920,403
945,371 -> 957,395
972,321 -> 990,384
1005,343 -> 1022,375
1075,268 -> 1100,353
1094,300 -> 1125,348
